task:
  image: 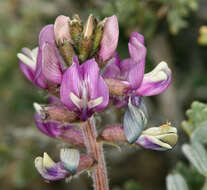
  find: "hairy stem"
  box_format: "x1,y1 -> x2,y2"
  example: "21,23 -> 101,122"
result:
82,117 -> 109,190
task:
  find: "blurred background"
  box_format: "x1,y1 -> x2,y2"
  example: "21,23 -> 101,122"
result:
0,0 -> 207,189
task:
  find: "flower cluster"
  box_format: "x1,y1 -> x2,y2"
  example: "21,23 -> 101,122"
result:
18,13 -> 177,188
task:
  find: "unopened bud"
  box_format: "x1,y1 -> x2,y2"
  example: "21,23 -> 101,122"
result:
78,14 -> 95,62
58,42 -> 76,66
60,129 -> 85,147
54,15 -> 71,45
83,14 -> 95,39
77,154 -> 95,173
98,15 -> 119,62
34,103 -> 78,123
90,18 -> 106,56
98,125 -> 126,142
69,14 -> 83,47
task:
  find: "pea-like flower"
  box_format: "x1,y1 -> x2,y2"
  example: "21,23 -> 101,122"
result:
33,103 -> 85,147
18,24 -> 64,89
99,123 -> 178,151
136,123 -> 178,151
60,57 -> 109,121
35,148 -> 94,181
103,32 -> 171,99
18,14 -> 119,90
17,47 -> 47,88
18,13 -> 177,190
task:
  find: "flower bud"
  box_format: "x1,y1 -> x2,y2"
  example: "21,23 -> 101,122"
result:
54,15 -> 76,66
58,43 -> 76,66
33,102 -> 78,123
98,15 -> 119,63
90,19 -> 106,56
54,15 -> 71,45
98,125 -> 126,142
83,14 -> 95,39
78,14 -> 95,62
136,122 -> 178,151
69,14 -> 83,47
60,128 -> 85,147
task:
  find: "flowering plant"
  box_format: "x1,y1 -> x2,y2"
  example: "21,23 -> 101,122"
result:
18,14 -> 177,190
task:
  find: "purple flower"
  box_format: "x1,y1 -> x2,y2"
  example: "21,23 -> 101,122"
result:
35,152 -> 69,181
35,24 -> 65,85
17,47 -> 39,83
60,57 -> 109,121
98,15 -> 119,62
103,32 -> 171,143
18,24 -> 65,89
35,149 -> 94,181
103,32 -> 171,97
34,113 -> 72,138
136,124 -> 178,151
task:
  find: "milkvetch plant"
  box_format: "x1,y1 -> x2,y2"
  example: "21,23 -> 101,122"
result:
17,13 -> 177,190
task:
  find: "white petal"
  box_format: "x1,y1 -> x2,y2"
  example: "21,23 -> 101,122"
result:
60,148 -> 80,174
144,61 -> 170,82
32,47 -> 39,61
17,53 -> 36,70
33,102 -> 43,115
35,157 -> 45,174
88,97 -> 103,109
70,92 -> 82,109
43,152 -> 55,169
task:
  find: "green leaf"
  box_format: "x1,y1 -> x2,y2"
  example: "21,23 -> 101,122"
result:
166,173 -> 189,190
175,162 -> 205,190
182,101 -> 207,135
167,9 -> 188,35
186,101 -> 207,125
182,142 -> 207,177
191,121 -> 207,144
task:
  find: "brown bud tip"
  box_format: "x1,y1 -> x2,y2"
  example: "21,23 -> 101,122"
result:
104,78 -> 130,96
83,14 -> 95,39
